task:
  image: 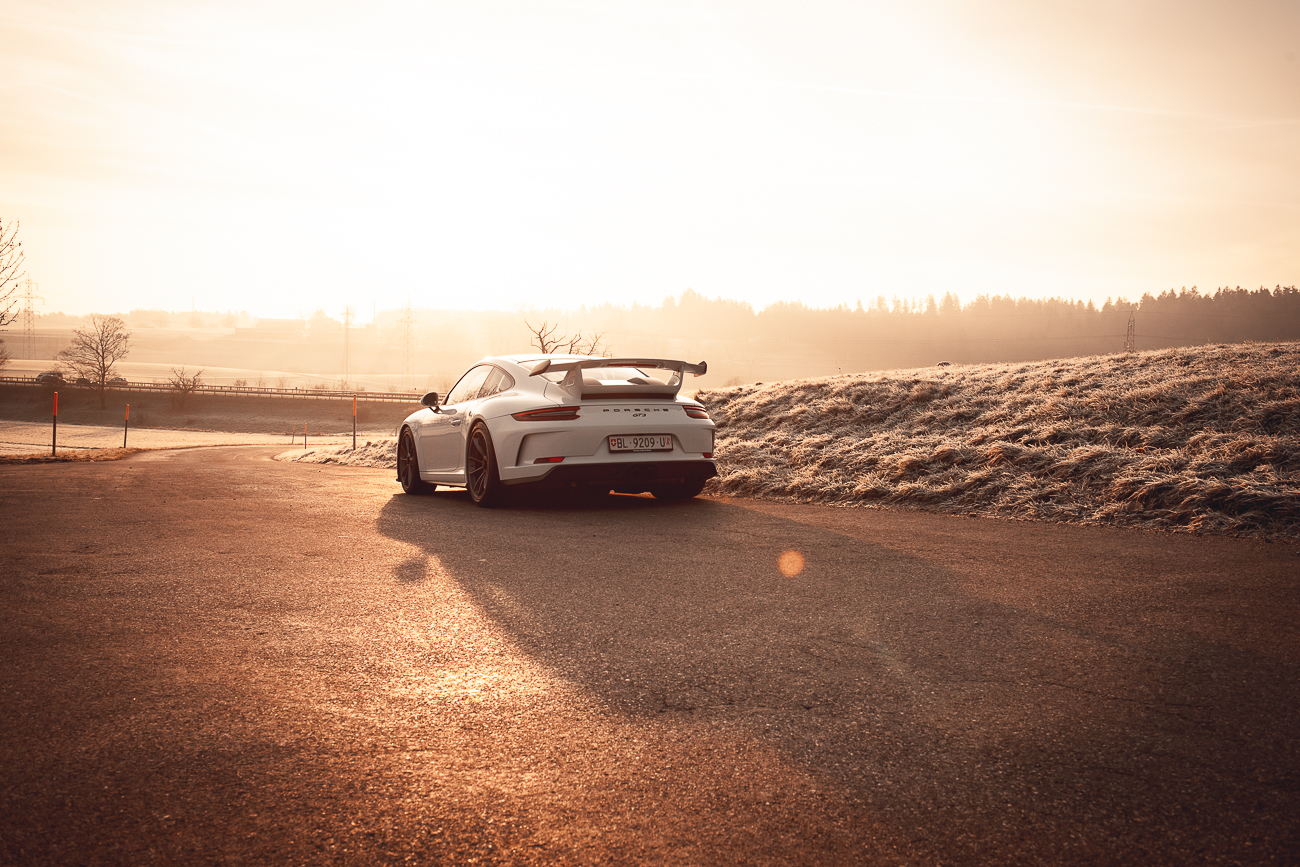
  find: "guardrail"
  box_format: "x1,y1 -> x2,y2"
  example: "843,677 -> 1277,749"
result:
0,376 -> 425,403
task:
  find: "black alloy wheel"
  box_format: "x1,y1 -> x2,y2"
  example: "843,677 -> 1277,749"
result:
397,429 -> 432,494
467,424 -> 504,507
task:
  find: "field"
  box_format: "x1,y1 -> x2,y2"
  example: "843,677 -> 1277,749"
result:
699,342 -> 1300,539
0,383 -> 420,437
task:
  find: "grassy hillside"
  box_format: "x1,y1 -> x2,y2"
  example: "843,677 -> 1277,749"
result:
696,342 -> 1300,539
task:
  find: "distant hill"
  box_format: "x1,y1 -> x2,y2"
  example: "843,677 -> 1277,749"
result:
697,342 -> 1300,539
17,285 -> 1300,387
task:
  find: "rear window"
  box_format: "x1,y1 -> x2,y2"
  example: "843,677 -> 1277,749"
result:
478,366 -> 515,398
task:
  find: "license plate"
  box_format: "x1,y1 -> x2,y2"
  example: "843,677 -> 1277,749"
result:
608,434 -> 673,452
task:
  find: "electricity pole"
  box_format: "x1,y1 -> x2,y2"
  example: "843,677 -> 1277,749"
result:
1125,310 -> 1136,353
20,277 -> 41,359
400,301 -> 416,389
342,306 -> 353,390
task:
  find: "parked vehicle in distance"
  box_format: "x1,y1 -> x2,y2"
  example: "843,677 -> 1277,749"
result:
108,376 -> 127,385
75,377 -> 91,386
35,371 -> 64,384
396,354 -> 717,506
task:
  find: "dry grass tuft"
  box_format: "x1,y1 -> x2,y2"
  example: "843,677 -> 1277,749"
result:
697,342 -> 1300,539
0,448 -> 145,465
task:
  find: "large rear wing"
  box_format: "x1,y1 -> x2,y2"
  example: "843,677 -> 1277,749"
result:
528,357 -> 708,399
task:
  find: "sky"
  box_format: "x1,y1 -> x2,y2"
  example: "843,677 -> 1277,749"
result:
1,0 -> 1297,321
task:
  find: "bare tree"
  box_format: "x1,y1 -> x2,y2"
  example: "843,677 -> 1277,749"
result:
169,366 -> 204,408
0,217 -> 24,326
525,320 -> 611,356
55,314 -> 131,408
527,319 -> 563,352
573,330 -> 611,357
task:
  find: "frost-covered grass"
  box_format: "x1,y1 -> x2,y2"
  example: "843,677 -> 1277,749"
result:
696,342 -> 1300,539
281,438 -> 397,468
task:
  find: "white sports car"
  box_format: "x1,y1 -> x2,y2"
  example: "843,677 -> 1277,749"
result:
396,354 -> 717,505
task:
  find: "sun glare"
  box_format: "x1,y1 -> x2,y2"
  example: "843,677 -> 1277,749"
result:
0,1 -> 1295,317
778,550 -> 805,578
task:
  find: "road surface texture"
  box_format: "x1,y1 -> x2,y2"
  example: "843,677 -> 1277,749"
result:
1,446 -> 1297,865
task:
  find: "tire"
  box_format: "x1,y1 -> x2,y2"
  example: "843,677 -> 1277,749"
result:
467,424 -> 504,507
397,429 -> 433,495
649,479 -> 707,500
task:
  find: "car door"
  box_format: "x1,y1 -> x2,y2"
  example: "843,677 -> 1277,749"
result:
421,364 -> 491,477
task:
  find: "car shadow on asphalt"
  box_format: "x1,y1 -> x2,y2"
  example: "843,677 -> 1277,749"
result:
373,490 -> 1300,863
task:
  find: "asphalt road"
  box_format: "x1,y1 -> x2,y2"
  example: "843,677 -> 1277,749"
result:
2,446 -> 1297,865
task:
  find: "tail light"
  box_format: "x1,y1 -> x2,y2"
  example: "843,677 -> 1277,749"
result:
684,405 -> 711,419
512,405 -> 580,421
533,456 -> 565,464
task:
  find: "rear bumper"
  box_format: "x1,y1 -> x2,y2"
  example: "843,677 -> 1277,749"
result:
505,459 -> 717,493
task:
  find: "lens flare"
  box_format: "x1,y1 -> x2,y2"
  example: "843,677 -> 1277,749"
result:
778,550 -> 805,577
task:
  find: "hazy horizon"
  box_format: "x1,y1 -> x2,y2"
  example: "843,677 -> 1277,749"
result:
11,286 -> 1298,391
3,0 -> 1297,322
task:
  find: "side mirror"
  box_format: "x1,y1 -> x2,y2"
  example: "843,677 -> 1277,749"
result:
419,391 -> 440,409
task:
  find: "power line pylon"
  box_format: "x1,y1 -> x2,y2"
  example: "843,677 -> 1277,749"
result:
20,277 -> 41,359
342,306 -> 353,389
1125,310 -> 1136,353
399,302 -> 416,388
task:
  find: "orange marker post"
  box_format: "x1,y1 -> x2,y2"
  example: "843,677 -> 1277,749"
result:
123,404 -> 130,448
52,391 -> 58,456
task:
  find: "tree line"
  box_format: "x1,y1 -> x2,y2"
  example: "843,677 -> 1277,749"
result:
505,285 -> 1299,382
